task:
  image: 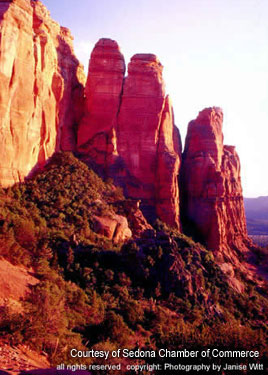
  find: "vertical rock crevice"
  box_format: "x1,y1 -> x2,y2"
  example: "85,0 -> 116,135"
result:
155,95 -> 181,229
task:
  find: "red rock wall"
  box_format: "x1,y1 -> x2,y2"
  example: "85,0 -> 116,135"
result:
181,107 -> 248,259
0,0 -> 85,187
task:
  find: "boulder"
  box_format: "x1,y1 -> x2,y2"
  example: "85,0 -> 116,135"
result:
93,214 -> 132,243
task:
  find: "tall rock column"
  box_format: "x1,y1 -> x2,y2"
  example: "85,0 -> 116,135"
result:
117,54 -> 181,228
0,0 -> 85,187
181,107 -> 248,260
77,38 -> 125,168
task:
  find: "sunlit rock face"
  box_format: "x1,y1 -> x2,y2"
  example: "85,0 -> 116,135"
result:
77,38 -> 125,168
0,0 -> 85,187
117,54 -> 181,228
181,107 -> 249,261
78,43 -> 182,229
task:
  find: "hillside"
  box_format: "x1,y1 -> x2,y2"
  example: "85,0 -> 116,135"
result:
0,152 -> 267,373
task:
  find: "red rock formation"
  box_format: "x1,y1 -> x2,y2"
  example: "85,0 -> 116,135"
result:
0,2 -> 181,230
77,38 -> 125,167
117,54 -> 166,203
117,54 -> 181,228
121,199 -> 153,237
0,0 -> 85,187
78,43 -> 181,229
181,107 -> 249,262
93,214 -> 132,244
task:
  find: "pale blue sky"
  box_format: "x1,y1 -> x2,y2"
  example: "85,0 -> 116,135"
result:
42,0 -> 268,197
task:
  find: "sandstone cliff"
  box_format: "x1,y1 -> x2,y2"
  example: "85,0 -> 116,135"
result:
78,41 -> 182,228
0,0 -> 85,187
181,107 -> 249,263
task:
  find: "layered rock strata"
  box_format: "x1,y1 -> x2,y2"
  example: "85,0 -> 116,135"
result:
181,107 -> 249,261
0,0 -> 85,186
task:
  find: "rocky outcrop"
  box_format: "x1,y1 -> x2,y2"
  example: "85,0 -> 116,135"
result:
0,0 -> 85,187
93,214 -> 132,243
121,199 -> 153,237
78,43 -> 182,228
181,107 -> 249,261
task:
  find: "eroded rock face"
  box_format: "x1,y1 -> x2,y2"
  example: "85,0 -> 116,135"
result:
117,54 -> 166,206
117,54 -> 182,228
77,38 -> 125,168
181,107 -> 249,261
0,0 -> 85,187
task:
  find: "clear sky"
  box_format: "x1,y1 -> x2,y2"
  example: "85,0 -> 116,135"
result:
42,0 -> 268,198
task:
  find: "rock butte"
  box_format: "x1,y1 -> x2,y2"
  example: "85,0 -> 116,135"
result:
0,0 -> 251,264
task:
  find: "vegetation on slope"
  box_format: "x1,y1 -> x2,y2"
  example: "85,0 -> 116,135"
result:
0,152 -> 267,373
